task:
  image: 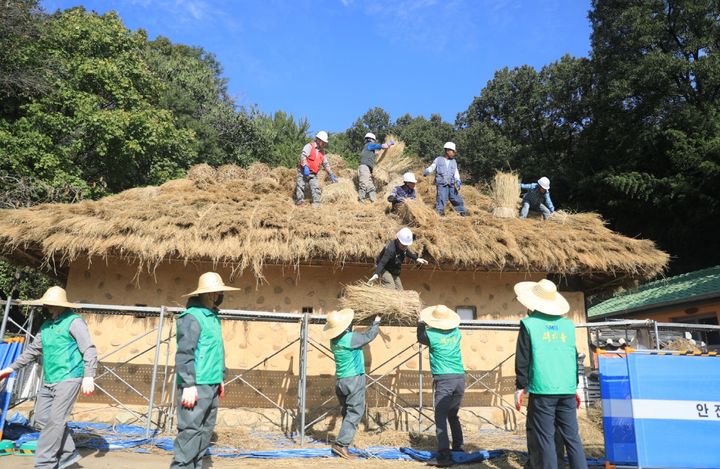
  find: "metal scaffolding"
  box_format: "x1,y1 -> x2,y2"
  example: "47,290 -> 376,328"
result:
2,299 -> 720,444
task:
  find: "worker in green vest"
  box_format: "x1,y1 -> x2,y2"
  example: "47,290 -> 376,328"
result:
417,305 -> 465,467
513,279 -> 587,469
0,286 -> 97,469
323,308 -> 381,460
170,272 -> 239,469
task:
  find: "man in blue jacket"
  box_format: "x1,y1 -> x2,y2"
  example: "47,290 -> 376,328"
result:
423,142 -> 467,216
519,177 -> 555,219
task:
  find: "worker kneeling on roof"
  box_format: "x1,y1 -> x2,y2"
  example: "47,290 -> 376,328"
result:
417,305 -> 466,467
519,177 -> 555,220
514,279 -> 587,469
368,227 -> 428,290
171,272 -> 239,469
387,172 -> 417,211
0,286 -> 97,469
294,130 -> 338,206
323,309 -> 381,460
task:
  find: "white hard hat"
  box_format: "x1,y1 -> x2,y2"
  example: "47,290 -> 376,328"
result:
396,227 -> 414,246
402,172 -> 417,183
364,132 -> 376,141
315,130 -> 329,143
537,177 -> 550,190
443,142 -> 456,152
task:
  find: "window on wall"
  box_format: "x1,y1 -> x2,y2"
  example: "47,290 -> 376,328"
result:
302,306 -> 314,314
456,306 -> 477,321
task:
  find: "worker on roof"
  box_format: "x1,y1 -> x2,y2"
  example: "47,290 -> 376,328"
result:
387,172 -> 417,211
423,142 -> 467,216
294,131 -> 338,206
171,272 -> 239,469
323,309 -> 381,460
513,279 -> 587,469
519,177 -> 555,220
0,286 -> 97,469
417,305 -> 466,467
357,132 -> 395,203
368,227 -> 428,290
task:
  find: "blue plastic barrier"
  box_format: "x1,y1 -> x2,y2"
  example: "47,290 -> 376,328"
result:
600,353 -> 720,468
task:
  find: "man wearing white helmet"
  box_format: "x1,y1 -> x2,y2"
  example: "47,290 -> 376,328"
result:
357,132 -> 395,203
387,172 -> 417,211
519,177 -> 555,220
423,142 -> 467,216
368,227 -> 428,290
294,131 -> 338,206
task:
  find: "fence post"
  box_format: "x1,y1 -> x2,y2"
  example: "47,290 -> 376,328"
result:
418,345 -> 423,432
145,305 -> 166,438
297,312 -> 309,446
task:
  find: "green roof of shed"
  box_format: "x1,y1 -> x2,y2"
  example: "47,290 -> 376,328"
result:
588,266 -> 720,319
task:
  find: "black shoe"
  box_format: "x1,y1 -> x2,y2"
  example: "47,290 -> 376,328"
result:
436,449 -> 454,467
451,444 -> 465,453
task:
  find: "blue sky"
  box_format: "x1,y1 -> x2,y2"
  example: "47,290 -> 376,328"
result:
41,0 -> 593,133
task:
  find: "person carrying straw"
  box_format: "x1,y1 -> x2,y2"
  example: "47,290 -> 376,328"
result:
0,286 -> 97,469
368,227 -> 428,290
323,309 -> 381,460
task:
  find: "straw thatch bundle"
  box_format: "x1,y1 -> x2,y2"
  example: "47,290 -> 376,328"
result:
320,178 -> 357,204
0,137 -> 669,284
217,164 -> 247,182
492,172 -> 520,218
339,284 -> 422,325
373,135 -> 416,191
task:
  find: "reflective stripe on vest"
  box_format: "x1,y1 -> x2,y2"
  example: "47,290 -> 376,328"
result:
521,313 -> 577,395
40,311 -> 85,384
331,332 -> 365,378
306,141 -> 325,174
426,327 -> 465,375
177,307 -> 225,385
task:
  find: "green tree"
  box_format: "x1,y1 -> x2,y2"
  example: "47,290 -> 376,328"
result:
394,113 -> 455,161
346,107 -> 393,151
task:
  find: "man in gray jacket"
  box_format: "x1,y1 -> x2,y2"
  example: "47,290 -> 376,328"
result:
357,132 -> 394,203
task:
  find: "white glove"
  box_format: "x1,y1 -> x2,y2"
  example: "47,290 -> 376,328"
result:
0,367 -> 13,380
373,315 -> 381,323
367,274 -> 379,285
416,258 -> 428,265
515,389 -> 526,411
81,377 -> 95,396
181,386 -> 198,409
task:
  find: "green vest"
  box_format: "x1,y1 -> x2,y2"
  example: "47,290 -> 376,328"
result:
426,327 -> 465,375
521,312 -> 577,395
40,311 -> 84,384
331,332 -> 365,378
177,306 -> 225,385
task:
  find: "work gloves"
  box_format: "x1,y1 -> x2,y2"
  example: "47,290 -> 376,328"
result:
455,180 -> 462,190
422,169 -> 430,177
219,382 -> 225,399
81,377 -> 95,396
0,367 -> 13,380
389,140 -> 395,145
329,174 -> 338,183
302,166 -> 311,177
515,389 -> 526,411
367,274 -> 379,285
576,392 -> 582,409
181,386 -> 199,409
416,258 -> 428,265
373,315 -> 381,323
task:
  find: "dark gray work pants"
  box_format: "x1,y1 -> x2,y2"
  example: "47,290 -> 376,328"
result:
526,394 -> 587,469
433,375 -> 465,451
170,384 -> 220,469
335,374 -> 365,446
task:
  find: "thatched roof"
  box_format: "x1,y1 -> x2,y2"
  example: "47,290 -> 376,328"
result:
0,150 -> 668,286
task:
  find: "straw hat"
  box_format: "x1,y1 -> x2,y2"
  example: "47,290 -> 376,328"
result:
323,308 -> 354,340
22,286 -> 78,309
183,272 -> 240,297
419,305 -> 460,330
514,279 -> 569,316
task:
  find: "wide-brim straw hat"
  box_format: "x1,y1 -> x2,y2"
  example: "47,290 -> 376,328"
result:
420,305 -> 460,330
183,272 -> 240,297
323,308 -> 354,340
22,286 -> 78,309
514,279 -> 570,316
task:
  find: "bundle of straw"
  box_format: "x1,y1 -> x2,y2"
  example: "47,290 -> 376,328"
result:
339,283 -> 423,325
321,178 -> 357,203
396,198 -> 438,228
217,164 -> 247,182
492,172 -> 520,218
